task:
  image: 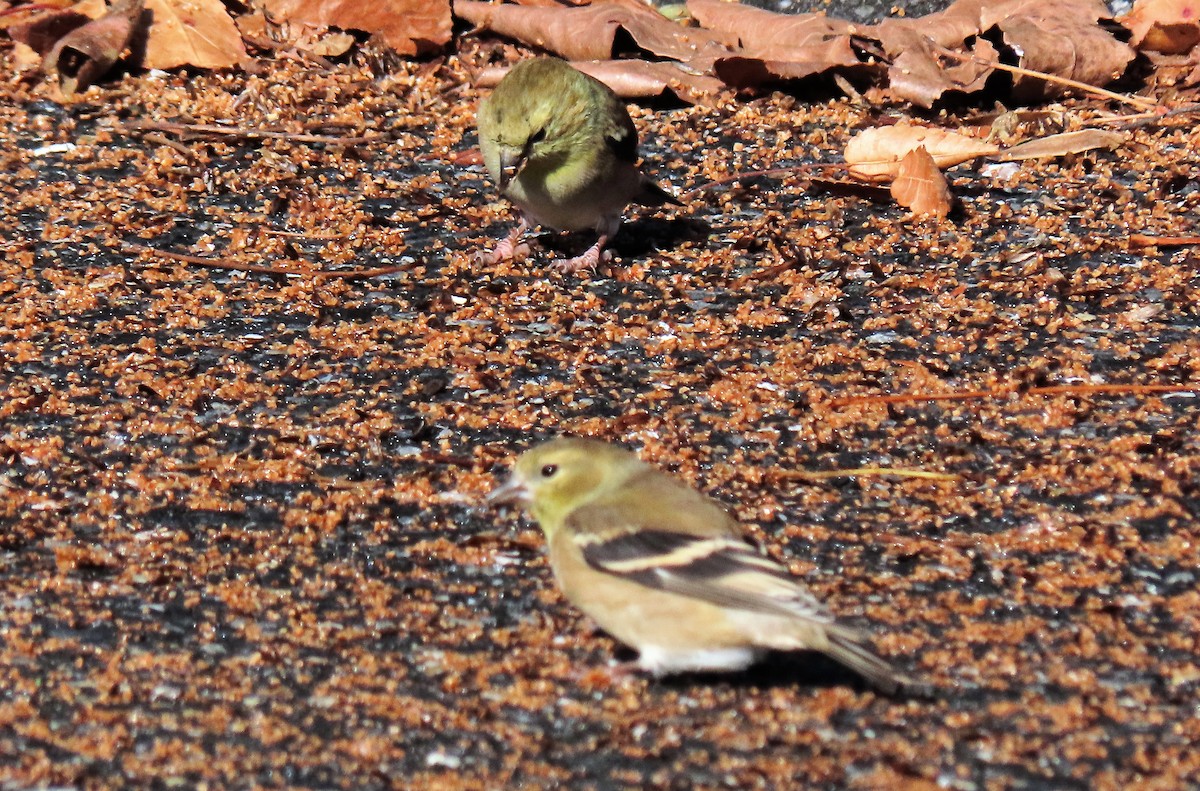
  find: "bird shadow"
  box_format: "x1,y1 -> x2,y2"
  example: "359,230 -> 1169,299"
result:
537,217 -> 710,260
617,216 -> 711,256
609,648 -> 907,696
656,650 -> 878,693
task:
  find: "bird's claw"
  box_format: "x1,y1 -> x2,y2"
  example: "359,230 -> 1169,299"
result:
480,240 -> 530,266
480,222 -> 531,265
551,237 -> 611,273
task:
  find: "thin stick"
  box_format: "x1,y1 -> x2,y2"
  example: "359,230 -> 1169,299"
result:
1115,102 -> 1200,130
113,120 -> 378,146
829,382 -> 1200,408
934,45 -> 1158,111
122,242 -> 411,280
141,132 -> 195,158
776,467 -> 961,481
1129,233 -> 1200,248
264,229 -> 349,241
1027,383 -> 1199,397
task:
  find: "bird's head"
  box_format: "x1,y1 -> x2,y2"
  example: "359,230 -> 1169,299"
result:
485,438 -> 637,533
480,59 -> 594,190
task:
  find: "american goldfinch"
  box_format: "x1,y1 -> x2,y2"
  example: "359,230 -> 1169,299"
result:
476,57 -> 679,272
487,438 -> 920,693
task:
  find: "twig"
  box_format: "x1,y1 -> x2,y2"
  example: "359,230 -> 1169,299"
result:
830,382 -> 1200,408
1114,102 -> 1200,130
934,45 -> 1158,111
1129,234 -> 1200,248
141,132 -> 196,158
832,389 -> 993,407
264,229 -> 349,241
122,242 -> 411,280
1027,383 -> 1199,397
112,120 -> 378,146
775,467 -> 961,481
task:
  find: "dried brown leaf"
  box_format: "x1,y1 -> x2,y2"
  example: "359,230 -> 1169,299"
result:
577,60 -> 725,103
983,0 -> 1135,99
141,0 -> 246,69
477,58 -> 725,105
865,0 -> 985,106
304,31 -> 354,58
993,129 -> 1126,161
876,26 -> 996,107
891,146 -> 953,218
0,0 -> 78,23
46,0 -> 143,95
846,125 -> 1000,181
456,0 -> 725,64
11,42 -> 43,69
1120,0 -> 1200,53
878,0 -> 989,49
868,0 -> 1135,104
688,0 -> 864,84
262,0 -> 451,57
688,0 -> 856,55
5,7 -> 91,54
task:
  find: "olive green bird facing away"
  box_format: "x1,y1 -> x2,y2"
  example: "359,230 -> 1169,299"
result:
476,58 -> 679,272
487,438 -> 921,694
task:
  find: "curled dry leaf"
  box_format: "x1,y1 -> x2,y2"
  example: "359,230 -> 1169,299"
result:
994,129 -> 1127,161
261,0 -> 451,57
142,0 -> 247,69
983,0 -> 1136,100
687,0 -> 856,58
236,9 -> 355,58
846,125 -> 1000,182
575,59 -> 727,104
680,0 -> 1138,105
4,8 -> 91,54
476,59 -> 726,104
880,31 -> 997,108
687,0 -> 866,84
890,145 -> 953,219
1119,0 -> 1200,53
456,0 -> 728,65
44,0 -> 143,96
870,1 -> 1003,108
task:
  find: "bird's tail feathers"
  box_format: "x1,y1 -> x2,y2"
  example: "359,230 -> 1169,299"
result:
822,631 -> 924,696
638,178 -> 683,207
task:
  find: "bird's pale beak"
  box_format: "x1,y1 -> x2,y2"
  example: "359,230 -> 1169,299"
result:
498,149 -> 526,191
484,474 -> 529,506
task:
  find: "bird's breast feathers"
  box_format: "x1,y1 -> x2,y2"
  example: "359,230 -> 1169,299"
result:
507,152 -> 642,233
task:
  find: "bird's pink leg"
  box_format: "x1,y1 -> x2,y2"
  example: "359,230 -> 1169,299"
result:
480,219 -> 531,265
552,234 -> 611,273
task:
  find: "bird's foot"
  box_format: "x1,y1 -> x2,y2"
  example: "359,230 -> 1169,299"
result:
551,236 -> 611,273
479,222 -> 531,265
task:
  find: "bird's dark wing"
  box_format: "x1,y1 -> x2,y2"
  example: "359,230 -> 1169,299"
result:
604,109 -> 640,165
570,520 -> 835,623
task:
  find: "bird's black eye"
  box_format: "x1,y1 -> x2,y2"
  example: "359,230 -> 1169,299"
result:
540,464 -> 558,478
529,127 -> 546,145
